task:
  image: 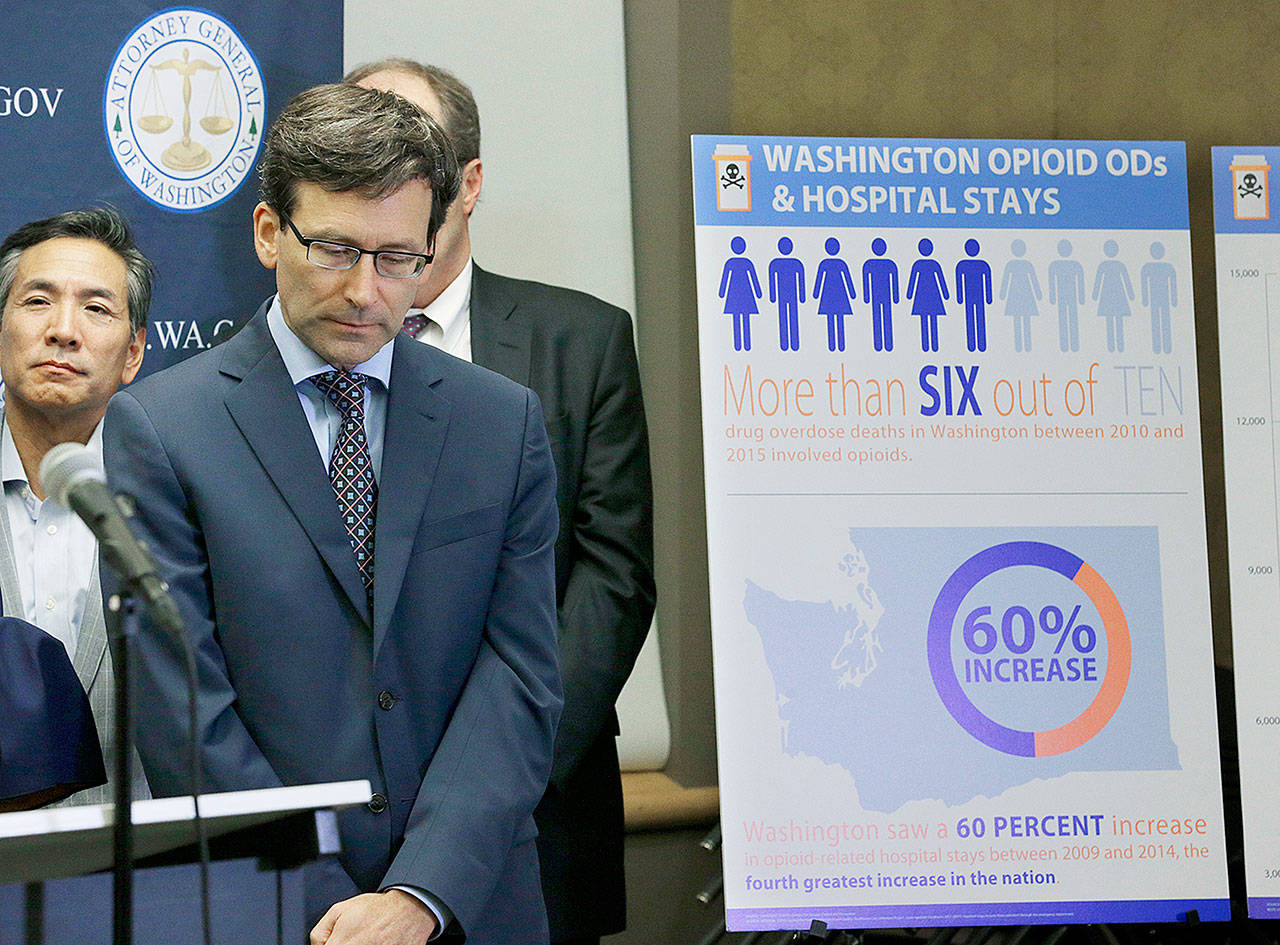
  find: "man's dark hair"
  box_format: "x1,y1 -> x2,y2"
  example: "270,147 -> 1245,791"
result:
0,206 -> 153,334
343,58 -> 481,166
257,83 -> 461,247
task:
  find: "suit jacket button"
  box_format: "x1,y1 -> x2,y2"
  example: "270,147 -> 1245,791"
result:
368,793 -> 388,814
377,690 -> 396,710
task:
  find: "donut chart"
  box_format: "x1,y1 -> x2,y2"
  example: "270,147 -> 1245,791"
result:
927,540 -> 1131,757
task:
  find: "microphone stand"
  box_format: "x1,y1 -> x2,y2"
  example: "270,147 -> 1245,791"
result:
106,590 -> 139,945
40,442 -> 212,944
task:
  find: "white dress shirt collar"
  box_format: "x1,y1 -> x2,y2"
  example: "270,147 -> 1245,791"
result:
1,414 -> 27,489
1,413 -> 105,487
408,257 -> 473,361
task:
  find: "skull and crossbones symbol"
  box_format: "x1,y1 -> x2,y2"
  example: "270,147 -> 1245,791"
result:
1239,172 -> 1264,198
721,163 -> 745,189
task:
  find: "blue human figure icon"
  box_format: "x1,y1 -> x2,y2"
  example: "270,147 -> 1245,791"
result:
954,238 -> 992,353
999,239 -> 1042,353
906,237 -> 948,352
1141,241 -> 1177,354
1093,239 -> 1135,353
862,237 -> 898,352
719,235 -> 762,351
1048,239 -> 1085,352
813,237 -> 857,352
768,236 -> 805,351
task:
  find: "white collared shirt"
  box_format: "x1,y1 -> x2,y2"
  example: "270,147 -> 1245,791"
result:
406,258 -> 473,362
2,417 -> 100,661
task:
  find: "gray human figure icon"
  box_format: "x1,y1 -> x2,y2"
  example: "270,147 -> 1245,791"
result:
999,239 -> 1042,353
768,236 -> 805,351
1048,240 -> 1086,353
1093,239 -> 1134,353
1140,241 -> 1177,354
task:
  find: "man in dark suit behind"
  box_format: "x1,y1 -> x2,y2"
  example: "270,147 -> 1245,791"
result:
349,59 -> 656,945
103,84 -> 562,945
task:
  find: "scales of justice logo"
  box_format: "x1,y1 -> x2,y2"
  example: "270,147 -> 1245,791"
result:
103,9 -> 265,213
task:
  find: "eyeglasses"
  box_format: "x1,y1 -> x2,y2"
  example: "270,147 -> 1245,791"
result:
280,214 -> 432,279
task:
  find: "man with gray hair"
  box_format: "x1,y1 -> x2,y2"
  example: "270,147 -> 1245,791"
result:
0,206 -> 151,806
348,59 -> 655,945
104,83 -> 563,945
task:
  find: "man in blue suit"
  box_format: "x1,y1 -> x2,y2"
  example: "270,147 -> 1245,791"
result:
103,84 -> 562,945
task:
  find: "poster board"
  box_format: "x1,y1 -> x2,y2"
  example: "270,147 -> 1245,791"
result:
692,135 -> 1229,930
1212,144 -> 1280,920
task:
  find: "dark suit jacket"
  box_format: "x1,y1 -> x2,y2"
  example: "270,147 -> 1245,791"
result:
102,304 -> 562,944
470,266 -> 655,940
0,615 -> 106,809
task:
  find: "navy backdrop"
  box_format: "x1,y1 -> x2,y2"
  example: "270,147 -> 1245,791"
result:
2,2 -> 344,376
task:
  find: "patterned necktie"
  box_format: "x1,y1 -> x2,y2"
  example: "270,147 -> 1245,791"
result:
402,313 -> 431,338
311,371 -> 377,596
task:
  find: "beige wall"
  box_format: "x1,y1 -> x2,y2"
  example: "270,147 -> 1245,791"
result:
346,1 -> 637,312
625,0 -> 732,790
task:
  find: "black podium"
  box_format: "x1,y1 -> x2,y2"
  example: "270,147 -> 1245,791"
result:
0,780 -> 371,944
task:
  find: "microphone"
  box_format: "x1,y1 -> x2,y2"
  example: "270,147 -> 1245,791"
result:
39,443 -> 176,623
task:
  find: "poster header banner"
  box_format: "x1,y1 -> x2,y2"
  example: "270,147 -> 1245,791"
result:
693,136 -> 1188,231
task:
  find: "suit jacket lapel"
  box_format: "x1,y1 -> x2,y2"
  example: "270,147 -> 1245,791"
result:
221,308 -> 371,624
469,265 -> 530,384
372,334 -> 451,652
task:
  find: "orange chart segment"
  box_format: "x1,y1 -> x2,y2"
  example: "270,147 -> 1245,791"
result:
1034,562 -> 1132,756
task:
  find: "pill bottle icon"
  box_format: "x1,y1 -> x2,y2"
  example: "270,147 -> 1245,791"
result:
1231,154 -> 1270,220
715,144 -> 752,212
